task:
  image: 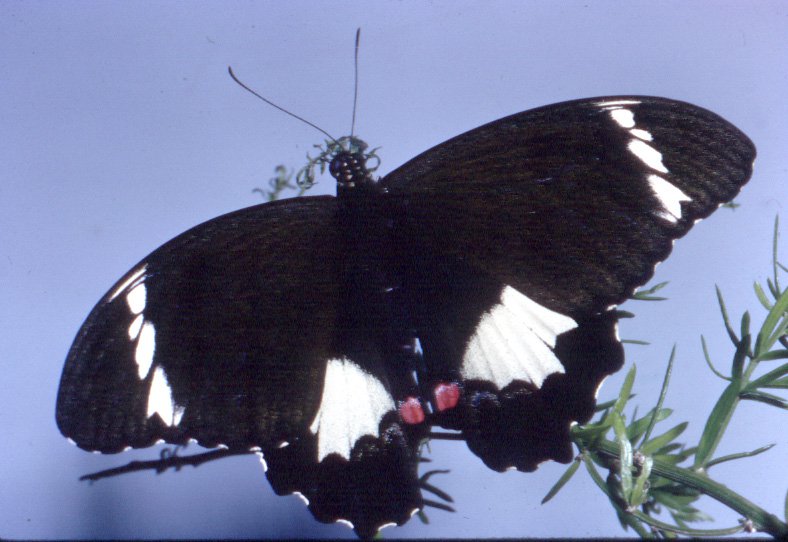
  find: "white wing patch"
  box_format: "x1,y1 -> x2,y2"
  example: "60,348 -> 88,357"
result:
109,263 -> 186,427
461,286 -> 578,389
648,174 -> 692,223
628,139 -> 668,174
604,104 -> 693,224
309,357 -> 395,461
147,365 -> 185,427
134,320 -> 156,378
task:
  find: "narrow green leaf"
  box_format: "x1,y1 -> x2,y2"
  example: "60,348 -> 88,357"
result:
582,453 -> 616,499
732,333 -> 750,380
612,413 -> 633,499
740,390 -> 788,409
640,346 -> 676,448
596,396 -> 632,412
653,490 -> 701,510
621,339 -> 650,345
583,454 -> 652,539
571,423 -> 612,441
614,365 -> 637,414
754,281 -> 774,310
701,335 -> 731,381
628,408 -> 673,444
754,350 -> 788,363
671,445 -> 698,463
705,443 -> 776,469
632,281 -> 670,301
542,458 -> 581,504
630,454 -> 652,508
694,383 -> 741,469
762,376 -> 788,389
641,422 -> 688,455
756,287 -> 788,356
716,286 -> 740,346
653,453 -> 687,466
741,311 -> 752,345
746,362 -> 788,389
768,276 -> 780,299
654,442 -> 682,454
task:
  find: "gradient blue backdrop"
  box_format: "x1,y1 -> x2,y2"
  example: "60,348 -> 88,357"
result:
2,1 -> 786,538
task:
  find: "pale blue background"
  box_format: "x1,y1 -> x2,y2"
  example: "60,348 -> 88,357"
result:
2,1 -> 786,538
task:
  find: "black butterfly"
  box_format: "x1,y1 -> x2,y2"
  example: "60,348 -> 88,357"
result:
56,95 -> 754,538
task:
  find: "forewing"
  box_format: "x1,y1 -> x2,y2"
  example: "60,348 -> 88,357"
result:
383,96 -> 755,317
56,196 -> 423,536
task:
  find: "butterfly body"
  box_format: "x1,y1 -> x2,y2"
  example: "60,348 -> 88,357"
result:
57,96 -> 755,538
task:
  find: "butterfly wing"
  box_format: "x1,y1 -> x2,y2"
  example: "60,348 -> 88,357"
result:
56,196 -> 423,537
381,96 -> 754,470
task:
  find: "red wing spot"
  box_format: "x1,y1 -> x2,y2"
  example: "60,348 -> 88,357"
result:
433,382 -> 461,412
398,397 -> 425,425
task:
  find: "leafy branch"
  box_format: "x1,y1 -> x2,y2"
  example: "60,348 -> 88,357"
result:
546,217 -> 788,538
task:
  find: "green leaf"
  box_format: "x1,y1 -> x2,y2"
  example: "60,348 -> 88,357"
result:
632,281 -> 670,301
732,332 -> 750,380
701,335 -> 731,381
741,311 -> 752,343
746,362 -> 788,389
653,453 -> 688,466
595,397 -> 629,412
639,347 -> 676,448
621,339 -> 650,345
542,458 -> 581,504
763,376 -> 788,389
614,365 -> 637,414
754,281 -> 774,310
754,350 -> 788,363
654,442 -> 682,455
628,408 -> 673,444
716,286 -> 739,346
612,412 -> 634,499
572,423 -> 613,442
756,287 -> 788,356
630,454 -> 653,508
768,276 -> 780,299
694,382 -> 741,469
740,390 -> 788,409
705,443 -> 776,469
641,422 -> 688,455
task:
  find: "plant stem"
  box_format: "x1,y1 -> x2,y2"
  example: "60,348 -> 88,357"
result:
574,433 -> 788,538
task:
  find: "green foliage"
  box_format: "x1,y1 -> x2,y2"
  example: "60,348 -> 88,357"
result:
550,217 -> 788,538
253,165 -> 304,202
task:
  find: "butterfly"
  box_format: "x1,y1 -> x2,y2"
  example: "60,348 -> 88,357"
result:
56,94 -> 754,538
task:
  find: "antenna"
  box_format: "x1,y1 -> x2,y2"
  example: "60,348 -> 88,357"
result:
227,66 -> 339,144
350,28 -> 361,137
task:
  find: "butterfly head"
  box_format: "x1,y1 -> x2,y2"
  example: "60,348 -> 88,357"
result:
328,135 -> 379,190
329,150 -> 371,188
